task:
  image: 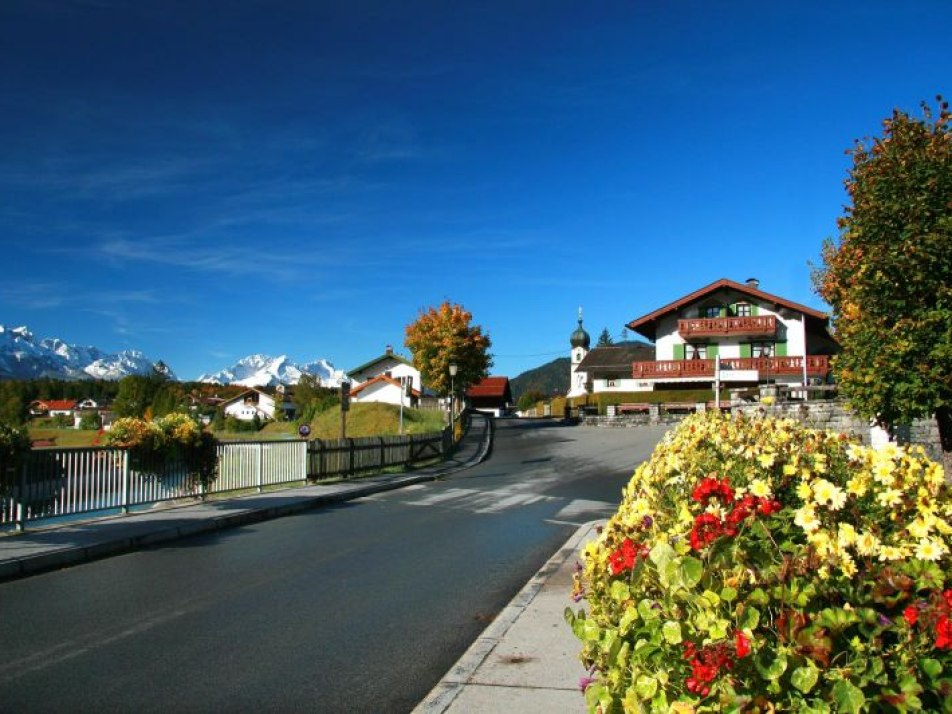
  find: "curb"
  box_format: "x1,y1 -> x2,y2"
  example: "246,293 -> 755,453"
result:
412,519 -> 600,714
0,415 -> 494,583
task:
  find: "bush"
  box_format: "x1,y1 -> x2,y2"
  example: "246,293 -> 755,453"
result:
104,413 -> 218,491
568,411 -> 951,712
0,422 -> 31,495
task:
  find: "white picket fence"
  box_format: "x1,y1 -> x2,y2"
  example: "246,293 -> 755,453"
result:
1,431 -> 445,530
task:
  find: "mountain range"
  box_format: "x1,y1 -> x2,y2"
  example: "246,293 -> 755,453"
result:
197,354 -> 346,388
0,325 -> 175,381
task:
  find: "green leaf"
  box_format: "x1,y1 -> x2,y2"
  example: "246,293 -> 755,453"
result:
721,586 -> 738,603
634,674 -> 658,700
921,658 -> 943,680
611,579 -> 631,602
832,679 -> 865,714
739,605 -> 760,631
817,607 -> 859,631
638,599 -> 660,621
754,649 -> 787,681
582,619 -> 601,642
677,556 -> 703,589
748,588 -> 769,606
662,620 -> 682,645
791,665 -> 819,693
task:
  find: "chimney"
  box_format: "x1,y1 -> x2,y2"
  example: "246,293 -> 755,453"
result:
745,278 -> 760,289
385,345 -> 393,355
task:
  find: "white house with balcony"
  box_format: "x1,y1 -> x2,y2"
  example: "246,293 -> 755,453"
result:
623,278 -> 837,392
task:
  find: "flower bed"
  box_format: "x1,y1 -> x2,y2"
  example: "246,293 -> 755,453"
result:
568,411 -> 951,712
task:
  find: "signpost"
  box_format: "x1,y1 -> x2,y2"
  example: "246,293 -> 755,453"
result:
298,424 -> 311,439
340,381 -> 350,439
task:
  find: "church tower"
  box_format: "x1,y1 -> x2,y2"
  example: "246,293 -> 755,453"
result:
567,308 -> 591,398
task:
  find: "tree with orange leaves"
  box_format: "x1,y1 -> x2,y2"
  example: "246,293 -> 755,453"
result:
404,301 -> 492,398
814,97 -> 951,470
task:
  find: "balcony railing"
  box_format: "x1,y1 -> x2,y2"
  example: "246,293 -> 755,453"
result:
631,355 -> 831,380
678,315 -> 777,338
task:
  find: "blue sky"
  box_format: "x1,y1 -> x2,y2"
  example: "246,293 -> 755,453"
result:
2,1 -> 950,381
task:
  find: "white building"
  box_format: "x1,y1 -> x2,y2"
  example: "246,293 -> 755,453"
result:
566,311 -> 591,399
221,389 -> 294,422
625,278 -> 837,391
347,346 -> 424,407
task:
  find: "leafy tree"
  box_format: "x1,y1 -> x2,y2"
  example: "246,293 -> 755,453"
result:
404,301 -> 492,397
293,374 -> 338,424
113,373 -> 167,417
596,328 -> 614,347
814,97 -> 952,470
517,389 -> 547,412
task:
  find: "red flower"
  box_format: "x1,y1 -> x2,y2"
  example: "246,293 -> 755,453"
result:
935,615 -> 952,650
903,605 -> 919,626
943,589 -> 952,609
735,631 -> 751,658
692,476 -> 735,505
608,538 -> 640,575
689,513 -> 723,551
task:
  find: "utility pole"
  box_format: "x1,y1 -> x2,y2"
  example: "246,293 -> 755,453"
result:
340,381 -> 350,439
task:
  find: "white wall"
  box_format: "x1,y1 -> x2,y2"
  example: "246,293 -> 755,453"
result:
350,358 -> 422,392
352,380 -> 410,407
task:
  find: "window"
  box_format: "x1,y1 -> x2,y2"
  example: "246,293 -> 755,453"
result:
605,378 -> 616,388
702,305 -> 721,318
735,303 -> 751,317
751,342 -> 774,358
686,344 -> 708,360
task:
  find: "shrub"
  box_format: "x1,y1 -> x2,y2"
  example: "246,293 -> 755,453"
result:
105,413 -> 218,492
0,422 -> 31,495
568,411 -> 951,712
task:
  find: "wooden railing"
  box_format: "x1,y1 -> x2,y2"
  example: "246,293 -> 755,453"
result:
632,355 -> 831,379
678,315 -> 777,338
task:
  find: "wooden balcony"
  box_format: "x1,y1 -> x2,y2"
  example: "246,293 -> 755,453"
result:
678,315 -> 777,338
631,355 -> 831,380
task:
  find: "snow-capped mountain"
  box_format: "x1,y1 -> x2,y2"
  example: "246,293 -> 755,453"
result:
197,354 -> 345,388
0,325 -> 176,381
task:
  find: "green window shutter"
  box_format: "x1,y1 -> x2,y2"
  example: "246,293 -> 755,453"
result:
751,304 -> 759,317
740,343 -> 752,358
673,344 -> 685,360
720,306 -> 728,317
775,342 -> 787,357
707,344 -> 719,358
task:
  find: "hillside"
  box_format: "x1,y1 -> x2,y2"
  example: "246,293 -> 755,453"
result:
510,357 -> 569,400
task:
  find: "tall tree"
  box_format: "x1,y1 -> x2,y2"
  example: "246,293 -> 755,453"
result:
596,328 -> 614,347
404,301 -> 492,396
814,97 -> 952,470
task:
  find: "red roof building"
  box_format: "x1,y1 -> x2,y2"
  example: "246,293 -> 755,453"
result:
466,377 -> 513,416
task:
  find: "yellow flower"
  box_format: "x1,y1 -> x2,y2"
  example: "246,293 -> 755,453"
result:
878,545 -> 907,561
782,463 -> 797,476
909,518 -> 932,539
749,478 -> 772,499
837,523 -> 858,548
845,473 -> 869,497
915,538 -> 947,561
846,443 -> 867,462
839,552 -> 857,577
856,531 -> 881,556
813,479 -> 847,510
796,481 -> 813,500
794,505 -> 821,532
877,488 -> 903,509
757,452 -> 776,468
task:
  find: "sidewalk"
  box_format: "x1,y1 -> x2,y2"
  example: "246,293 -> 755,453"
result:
413,521 -> 596,714
0,413 -> 492,582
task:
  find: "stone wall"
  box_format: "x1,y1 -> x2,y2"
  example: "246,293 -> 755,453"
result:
581,400 -> 943,463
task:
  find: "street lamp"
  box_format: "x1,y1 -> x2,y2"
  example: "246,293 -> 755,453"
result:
449,363 -> 458,437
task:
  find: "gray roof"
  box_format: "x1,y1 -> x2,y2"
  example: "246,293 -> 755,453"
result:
577,343 -> 655,375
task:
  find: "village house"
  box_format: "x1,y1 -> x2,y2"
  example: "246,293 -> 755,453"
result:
29,399 -> 78,418
626,277 -> 837,391
221,388 -> 294,422
347,346 -> 424,407
466,376 -> 513,417
569,278 -> 837,397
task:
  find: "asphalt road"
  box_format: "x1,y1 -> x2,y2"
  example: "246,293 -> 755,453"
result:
0,419 -> 669,714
